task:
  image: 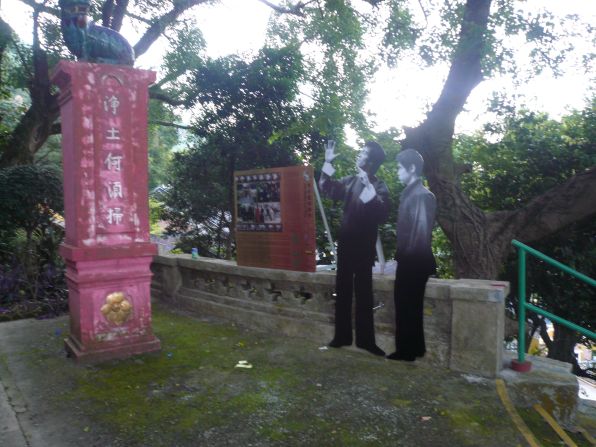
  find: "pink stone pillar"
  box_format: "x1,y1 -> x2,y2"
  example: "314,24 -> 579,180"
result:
52,61 -> 161,362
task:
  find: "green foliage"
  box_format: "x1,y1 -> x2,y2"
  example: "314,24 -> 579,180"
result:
37,2 -> 73,61
163,46 -> 319,257
267,0 -> 374,139
381,0 -> 420,67
148,101 -> 178,189
0,42 -> 32,158
152,18 -> 207,105
0,227 -> 67,321
33,134 -> 64,168
454,100 -> 595,369
456,104 -> 596,211
0,164 -> 63,237
418,1 -> 464,66
525,221 -> 594,336
0,165 -> 67,320
0,51 -> 63,166
486,1 -> 590,78
149,198 -> 164,235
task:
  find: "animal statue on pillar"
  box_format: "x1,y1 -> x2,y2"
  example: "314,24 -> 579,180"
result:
59,0 -> 135,66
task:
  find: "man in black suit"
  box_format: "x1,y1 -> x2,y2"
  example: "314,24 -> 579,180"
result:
319,140 -> 390,356
387,149 -> 436,361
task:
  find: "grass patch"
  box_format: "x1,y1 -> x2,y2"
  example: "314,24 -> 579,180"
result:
40,306 -> 593,447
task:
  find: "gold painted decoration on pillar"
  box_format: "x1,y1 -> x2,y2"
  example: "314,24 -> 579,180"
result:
101,292 -> 133,325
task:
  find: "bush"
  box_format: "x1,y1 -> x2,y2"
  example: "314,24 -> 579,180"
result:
0,165 -> 68,320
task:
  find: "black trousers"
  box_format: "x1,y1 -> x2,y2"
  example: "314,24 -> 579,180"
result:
333,246 -> 376,346
393,265 -> 430,357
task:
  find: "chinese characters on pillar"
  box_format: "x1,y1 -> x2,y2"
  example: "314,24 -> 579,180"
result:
98,77 -> 131,234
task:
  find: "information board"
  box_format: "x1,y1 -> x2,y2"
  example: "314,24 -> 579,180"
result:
234,165 -> 316,272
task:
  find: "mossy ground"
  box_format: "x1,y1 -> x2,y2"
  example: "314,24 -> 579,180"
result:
1,305 -> 594,446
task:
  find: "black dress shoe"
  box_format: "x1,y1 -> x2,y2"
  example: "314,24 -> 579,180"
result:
328,338 -> 352,348
386,351 -> 416,362
356,343 -> 385,356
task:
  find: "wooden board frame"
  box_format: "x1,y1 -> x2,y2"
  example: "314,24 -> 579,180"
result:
234,165 -> 316,272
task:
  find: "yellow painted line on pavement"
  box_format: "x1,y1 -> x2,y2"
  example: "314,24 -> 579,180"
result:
495,379 -> 542,447
533,404 -> 577,447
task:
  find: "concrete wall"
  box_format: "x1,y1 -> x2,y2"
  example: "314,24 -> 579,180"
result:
151,255 -> 509,377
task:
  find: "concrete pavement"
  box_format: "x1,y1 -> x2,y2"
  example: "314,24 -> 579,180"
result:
0,309 -> 594,446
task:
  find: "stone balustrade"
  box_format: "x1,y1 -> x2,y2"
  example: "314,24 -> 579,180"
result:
151,255 -> 509,377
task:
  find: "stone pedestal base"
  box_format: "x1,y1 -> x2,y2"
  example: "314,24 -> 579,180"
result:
65,334 -> 160,363
63,253 -> 160,363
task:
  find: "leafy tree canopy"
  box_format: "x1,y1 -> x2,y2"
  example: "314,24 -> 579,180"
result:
0,0 -> 593,281
162,45 -> 321,257
453,100 -> 595,373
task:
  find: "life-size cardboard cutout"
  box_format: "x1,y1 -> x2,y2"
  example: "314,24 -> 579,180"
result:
387,149 -> 437,362
319,141 -> 390,356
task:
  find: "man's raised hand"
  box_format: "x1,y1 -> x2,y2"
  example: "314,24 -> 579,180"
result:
325,140 -> 339,164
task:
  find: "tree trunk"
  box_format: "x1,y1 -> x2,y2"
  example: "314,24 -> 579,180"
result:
426,173 -> 517,279
547,324 -> 577,363
547,323 -> 586,375
402,0 -> 499,278
0,96 -> 59,167
401,0 -> 596,279
0,13 -> 59,168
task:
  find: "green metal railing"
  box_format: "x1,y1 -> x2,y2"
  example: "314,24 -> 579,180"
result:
512,239 -> 596,365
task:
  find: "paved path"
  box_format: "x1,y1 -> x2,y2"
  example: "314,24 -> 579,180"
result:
0,369 -> 27,447
0,311 -> 593,446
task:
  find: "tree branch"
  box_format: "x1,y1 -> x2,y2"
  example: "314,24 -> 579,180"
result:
403,0 -> 491,178
133,0 -> 211,58
513,166 -> 596,243
417,0 -> 429,24
100,0 -> 129,30
124,11 -> 152,26
101,0 -> 115,27
136,0 -> 311,57
112,0 -> 129,31
149,120 -> 194,130
0,4 -> 59,167
17,0 -> 59,17
534,315 -> 553,351
433,0 -> 490,113
149,89 -> 188,107
256,0 -> 306,16
51,122 -> 61,135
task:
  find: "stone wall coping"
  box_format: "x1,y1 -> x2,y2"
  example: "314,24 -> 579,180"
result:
153,255 -> 510,301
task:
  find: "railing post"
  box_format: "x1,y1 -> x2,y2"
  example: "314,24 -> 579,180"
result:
518,248 -> 526,363
511,246 -> 532,372
510,238 -> 595,372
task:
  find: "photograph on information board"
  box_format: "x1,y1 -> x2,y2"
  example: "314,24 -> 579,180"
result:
236,173 -> 282,232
